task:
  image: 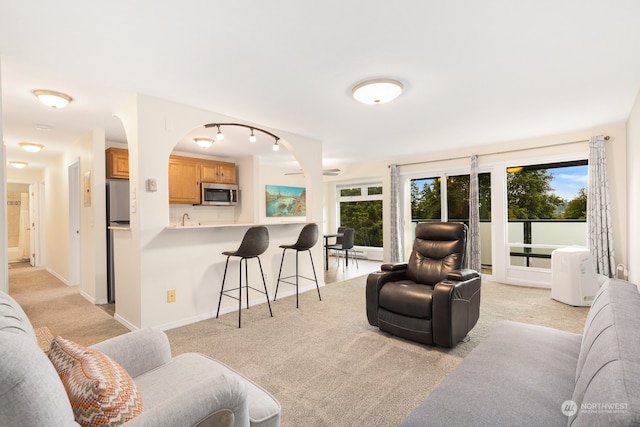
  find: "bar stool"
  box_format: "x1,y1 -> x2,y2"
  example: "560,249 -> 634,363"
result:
216,226 -> 273,328
274,223 -> 321,308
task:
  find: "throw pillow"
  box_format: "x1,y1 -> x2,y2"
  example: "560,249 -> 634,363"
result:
48,336 -> 143,426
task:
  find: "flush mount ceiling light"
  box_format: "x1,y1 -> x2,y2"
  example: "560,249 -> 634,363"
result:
204,123 -> 281,153
9,161 -> 28,169
352,79 -> 403,105
194,137 -> 214,148
32,89 -> 73,109
19,142 -> 44,152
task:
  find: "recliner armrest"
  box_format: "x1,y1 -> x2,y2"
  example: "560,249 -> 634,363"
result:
366,268 -> 409,327
91,329 -> 172,378
447,268 -> 480,281
432,275 -> 482,347
381,262 -> 408,272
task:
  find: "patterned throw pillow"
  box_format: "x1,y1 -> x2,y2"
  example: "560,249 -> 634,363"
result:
48,336 -> 143,427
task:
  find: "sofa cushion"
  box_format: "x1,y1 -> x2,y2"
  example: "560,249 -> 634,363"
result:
0,290 -> 36,339
570,279 -> 640,426
0,332 -> 79,427
49,336 -> 143,426
401,320 -> 582,426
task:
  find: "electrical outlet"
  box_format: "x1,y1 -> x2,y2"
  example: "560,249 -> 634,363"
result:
167,289 -> 176,303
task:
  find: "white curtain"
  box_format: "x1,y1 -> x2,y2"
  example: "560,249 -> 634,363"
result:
390,164 -> 403,263
468,154 -> 481,271
587,135 -> 616,277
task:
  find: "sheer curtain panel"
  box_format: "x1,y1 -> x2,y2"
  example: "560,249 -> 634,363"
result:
587,135 -> 616,277
390,164 -> 403,263
468,154 -> 481,271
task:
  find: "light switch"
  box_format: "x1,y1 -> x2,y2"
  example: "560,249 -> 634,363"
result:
146,178 -> 157,192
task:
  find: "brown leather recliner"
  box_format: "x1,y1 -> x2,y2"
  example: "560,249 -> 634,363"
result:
366,222 -> 481,347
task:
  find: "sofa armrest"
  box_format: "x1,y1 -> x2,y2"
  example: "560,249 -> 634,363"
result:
124,372 -> 249,427
432,274 -> 481,347
366,269 -> 408,326
91,329 -> 172,378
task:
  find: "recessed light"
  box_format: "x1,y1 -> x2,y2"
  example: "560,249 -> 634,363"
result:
9,161 -> 28,169
352,79 -> 404,105
19,142 -> 44,152
35,124 -> 52,131
32,89 -> 73,109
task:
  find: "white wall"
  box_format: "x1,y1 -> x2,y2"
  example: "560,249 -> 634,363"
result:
627,89 -> 640,284
114,94 -> 323,329
0,62 -> 6,291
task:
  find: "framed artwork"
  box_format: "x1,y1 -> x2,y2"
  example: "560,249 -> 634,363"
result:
265,185 -> 306,217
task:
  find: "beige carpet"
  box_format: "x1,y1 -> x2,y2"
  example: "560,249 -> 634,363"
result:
9,267 -> 589,426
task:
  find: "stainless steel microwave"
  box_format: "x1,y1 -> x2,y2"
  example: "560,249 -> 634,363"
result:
201,183 -> 238,206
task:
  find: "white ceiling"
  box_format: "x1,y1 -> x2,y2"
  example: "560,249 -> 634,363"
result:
2,1 -> 640,172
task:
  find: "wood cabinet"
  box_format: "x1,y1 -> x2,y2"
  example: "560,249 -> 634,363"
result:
201,160 -> 236,184
168,156 -> 200,204
106,148 -> 129,179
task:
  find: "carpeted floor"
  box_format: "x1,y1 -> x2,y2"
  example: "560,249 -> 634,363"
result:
9,267 -> 589,426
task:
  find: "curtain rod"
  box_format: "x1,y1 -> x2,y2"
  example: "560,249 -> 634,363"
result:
389,135 -> 609,168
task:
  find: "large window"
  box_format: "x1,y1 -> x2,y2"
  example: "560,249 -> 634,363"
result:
338,184 -> 383,247
507,160 -> 588,268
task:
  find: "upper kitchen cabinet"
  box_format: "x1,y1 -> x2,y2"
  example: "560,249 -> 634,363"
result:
106,147 -> 129,179
201,160 -> 236,184
168,155 -> 200,204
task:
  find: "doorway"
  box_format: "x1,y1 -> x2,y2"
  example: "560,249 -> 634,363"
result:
6,183 -> 32,267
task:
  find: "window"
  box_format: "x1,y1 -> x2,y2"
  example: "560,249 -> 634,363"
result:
506,160 -> 588,268
338,184 -> 383,247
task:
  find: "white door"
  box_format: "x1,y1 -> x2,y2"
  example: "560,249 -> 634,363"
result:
68,161 -> 81,286
28,184 -> 36,266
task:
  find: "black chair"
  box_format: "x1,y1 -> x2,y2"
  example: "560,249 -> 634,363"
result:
216,226 -> 273,328
326,227 -> 358,269
274,223 -> 321,308
366,222 -> 481,347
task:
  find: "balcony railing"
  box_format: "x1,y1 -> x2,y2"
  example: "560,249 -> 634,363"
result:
411,218 -> 587,271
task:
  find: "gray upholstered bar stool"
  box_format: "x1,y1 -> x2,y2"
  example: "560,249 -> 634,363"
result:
274,223 -> 321,308
216,226 -> 273,328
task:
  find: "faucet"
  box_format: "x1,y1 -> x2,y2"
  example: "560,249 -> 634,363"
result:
182,213 -> 190,226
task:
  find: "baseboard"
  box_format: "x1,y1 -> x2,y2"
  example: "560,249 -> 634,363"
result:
114,313 -> 138,332
45,267 -> 70,286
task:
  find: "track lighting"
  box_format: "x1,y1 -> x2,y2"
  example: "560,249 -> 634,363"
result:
204,123 -> 281,153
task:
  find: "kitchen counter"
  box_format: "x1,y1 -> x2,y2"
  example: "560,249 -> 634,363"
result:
165,221 -> 307,229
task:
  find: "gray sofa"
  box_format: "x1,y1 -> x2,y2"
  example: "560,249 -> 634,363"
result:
401,278 -> 640,426
0,290 -> 281,427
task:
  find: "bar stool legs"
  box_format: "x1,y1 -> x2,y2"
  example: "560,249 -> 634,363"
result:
216,226 -> 272,328
274,223 -> 321,308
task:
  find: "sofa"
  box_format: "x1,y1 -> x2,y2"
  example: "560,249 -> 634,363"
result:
400,278 -> 640,426
0,290 -> 281,427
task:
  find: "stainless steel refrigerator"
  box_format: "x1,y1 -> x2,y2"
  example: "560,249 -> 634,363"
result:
106,179 -> 130,303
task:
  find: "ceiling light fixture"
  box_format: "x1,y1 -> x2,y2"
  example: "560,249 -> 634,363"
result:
204,123 -> 281,153
19,142 -> 44,152
352,78 -> 403,105
215,125 -> 225,141
9,161 -> 28,169
194,137 -> 214,148
32,89 -> 73,109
